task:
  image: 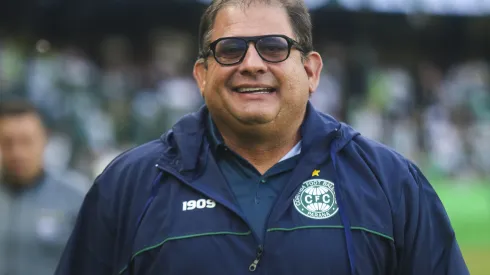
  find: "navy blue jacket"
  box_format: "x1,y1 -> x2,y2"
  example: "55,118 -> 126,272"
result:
56,103 -> 469,275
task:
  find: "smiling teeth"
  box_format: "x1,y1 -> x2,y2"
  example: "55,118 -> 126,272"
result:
236,87 -> 273,93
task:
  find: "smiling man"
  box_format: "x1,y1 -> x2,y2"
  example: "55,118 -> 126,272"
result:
56,1 -> 469,275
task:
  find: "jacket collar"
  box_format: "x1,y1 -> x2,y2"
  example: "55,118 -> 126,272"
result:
158,102 -> 359,173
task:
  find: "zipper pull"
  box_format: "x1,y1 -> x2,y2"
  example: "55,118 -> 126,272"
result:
249,245 -> 264,272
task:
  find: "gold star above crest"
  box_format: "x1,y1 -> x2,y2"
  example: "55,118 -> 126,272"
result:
312,170 -> 320,177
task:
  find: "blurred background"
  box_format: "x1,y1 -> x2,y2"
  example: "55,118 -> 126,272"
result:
0,0 -> 489,273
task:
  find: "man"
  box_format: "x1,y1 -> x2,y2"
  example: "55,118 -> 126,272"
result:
0,99 -> 87,275
56,1 -> 469,274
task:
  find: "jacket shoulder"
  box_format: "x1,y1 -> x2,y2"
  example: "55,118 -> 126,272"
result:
95,139 -> 168,194
105,139 -> 167,172
104,139 -> 168,172
350,134 -> 411,169
346,134 -> 420,205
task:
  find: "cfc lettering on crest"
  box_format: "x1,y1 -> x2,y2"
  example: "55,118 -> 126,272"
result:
182,199 -> 216,211
293,179 -> 339,220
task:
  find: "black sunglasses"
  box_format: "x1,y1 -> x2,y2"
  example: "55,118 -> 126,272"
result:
203,34 -> 303,66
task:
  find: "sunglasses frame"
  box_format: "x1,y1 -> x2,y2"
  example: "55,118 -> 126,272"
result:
205,34 -> 303,66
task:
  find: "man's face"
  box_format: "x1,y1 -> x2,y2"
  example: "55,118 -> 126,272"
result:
0,114 -> 46,184
194,3 -> 322,129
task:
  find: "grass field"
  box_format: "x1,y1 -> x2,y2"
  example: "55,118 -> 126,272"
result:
432,178 -> 490,274
462,248 -> 490,275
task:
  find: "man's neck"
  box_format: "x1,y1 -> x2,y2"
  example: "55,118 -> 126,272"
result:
217,121 -> 302,174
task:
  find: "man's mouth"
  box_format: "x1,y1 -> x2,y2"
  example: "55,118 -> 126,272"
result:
233,87 -> 276,94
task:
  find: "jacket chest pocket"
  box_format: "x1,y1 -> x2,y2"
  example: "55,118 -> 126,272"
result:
122,193 -> 256,275
263,227 -> 396,275
126,233 -> 257,275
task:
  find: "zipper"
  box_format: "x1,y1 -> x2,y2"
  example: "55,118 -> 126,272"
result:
155,163 -> 265,268
247,171 -> 290,273
248,245 -> 263,272
247,149 -> 323,273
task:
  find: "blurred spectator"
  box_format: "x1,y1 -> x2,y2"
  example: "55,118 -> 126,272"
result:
0,99 -> 88,275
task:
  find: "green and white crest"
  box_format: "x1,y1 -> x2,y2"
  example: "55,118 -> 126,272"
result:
293,179 -> 339,220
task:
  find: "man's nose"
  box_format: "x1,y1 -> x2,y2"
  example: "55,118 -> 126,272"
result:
238,43 -> 267,76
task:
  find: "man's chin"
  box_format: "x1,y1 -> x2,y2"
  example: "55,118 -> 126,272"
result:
234,113 -> 275,126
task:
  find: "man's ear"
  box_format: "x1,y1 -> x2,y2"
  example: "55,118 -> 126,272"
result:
193,60 -> 207,96
303,51 -> 323,95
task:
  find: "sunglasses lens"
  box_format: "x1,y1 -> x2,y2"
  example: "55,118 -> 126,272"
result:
212,36 -> 292,65
215,38 -> 247,65
256,36 -> 290,62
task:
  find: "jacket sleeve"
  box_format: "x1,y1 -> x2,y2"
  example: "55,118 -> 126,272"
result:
395,162 -> 469,275
55,178 -> 116,275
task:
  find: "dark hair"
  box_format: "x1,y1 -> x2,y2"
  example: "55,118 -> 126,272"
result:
0,98 -> 41,119
197,0 -> 313,61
